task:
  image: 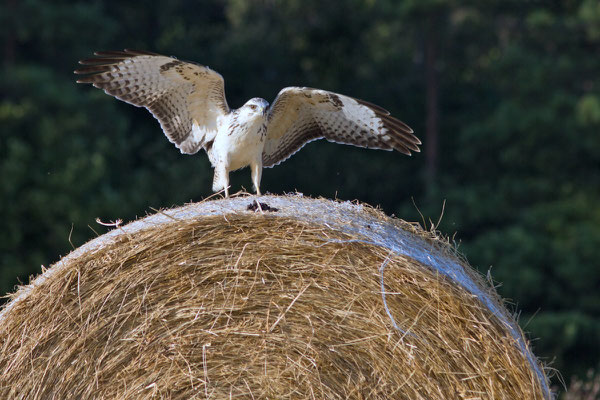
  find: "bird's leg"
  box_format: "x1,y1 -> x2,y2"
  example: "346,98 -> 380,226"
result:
213,164 -> 230,198
250,160 -> 263,212
250,161 -> 262,196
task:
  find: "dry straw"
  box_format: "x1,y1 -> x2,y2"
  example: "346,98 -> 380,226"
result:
0,195 -> 551,399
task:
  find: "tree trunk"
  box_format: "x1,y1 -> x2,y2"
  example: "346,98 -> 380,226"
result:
4,0 -> 16,67
424,28 -> 439,189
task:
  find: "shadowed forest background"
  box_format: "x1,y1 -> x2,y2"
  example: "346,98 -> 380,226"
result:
1,0 -> 599,396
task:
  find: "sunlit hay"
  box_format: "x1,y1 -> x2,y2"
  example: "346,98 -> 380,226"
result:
0,195 -> 551,399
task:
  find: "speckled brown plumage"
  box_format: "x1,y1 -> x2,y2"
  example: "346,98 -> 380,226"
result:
75,49 -> 228,155
262,87 -> 420,167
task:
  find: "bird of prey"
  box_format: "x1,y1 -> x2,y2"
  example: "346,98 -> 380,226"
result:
75,50 -> 420,197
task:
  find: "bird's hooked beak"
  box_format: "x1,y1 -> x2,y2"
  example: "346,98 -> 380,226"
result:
258,99 -> 269,116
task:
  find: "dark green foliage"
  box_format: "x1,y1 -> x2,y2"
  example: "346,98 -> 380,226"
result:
1,0 -> 598,390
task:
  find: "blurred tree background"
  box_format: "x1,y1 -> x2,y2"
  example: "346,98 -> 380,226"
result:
1,0 -> 599,395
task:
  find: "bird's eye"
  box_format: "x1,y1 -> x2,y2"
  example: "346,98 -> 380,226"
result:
249,105 -> 257,110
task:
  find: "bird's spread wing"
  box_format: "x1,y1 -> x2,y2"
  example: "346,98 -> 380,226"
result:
75,49 -> 229,154
262,87 -> 420,167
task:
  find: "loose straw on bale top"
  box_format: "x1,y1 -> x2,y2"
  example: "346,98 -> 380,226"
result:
0,195 -> 552,399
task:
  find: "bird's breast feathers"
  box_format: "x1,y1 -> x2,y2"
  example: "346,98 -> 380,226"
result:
207,113 -> 266,170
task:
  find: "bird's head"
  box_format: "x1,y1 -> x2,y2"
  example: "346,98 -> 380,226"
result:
239,97 -> 269,121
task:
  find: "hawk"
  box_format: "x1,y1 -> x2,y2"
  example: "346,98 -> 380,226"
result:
75,50 -> 420,197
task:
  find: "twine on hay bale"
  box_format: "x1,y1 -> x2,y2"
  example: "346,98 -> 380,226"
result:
0,195 -> 551,399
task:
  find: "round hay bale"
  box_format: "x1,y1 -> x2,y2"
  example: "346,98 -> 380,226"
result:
0,195 -> 551,399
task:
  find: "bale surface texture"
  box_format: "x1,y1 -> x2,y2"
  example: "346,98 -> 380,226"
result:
0,195 -> 550,399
